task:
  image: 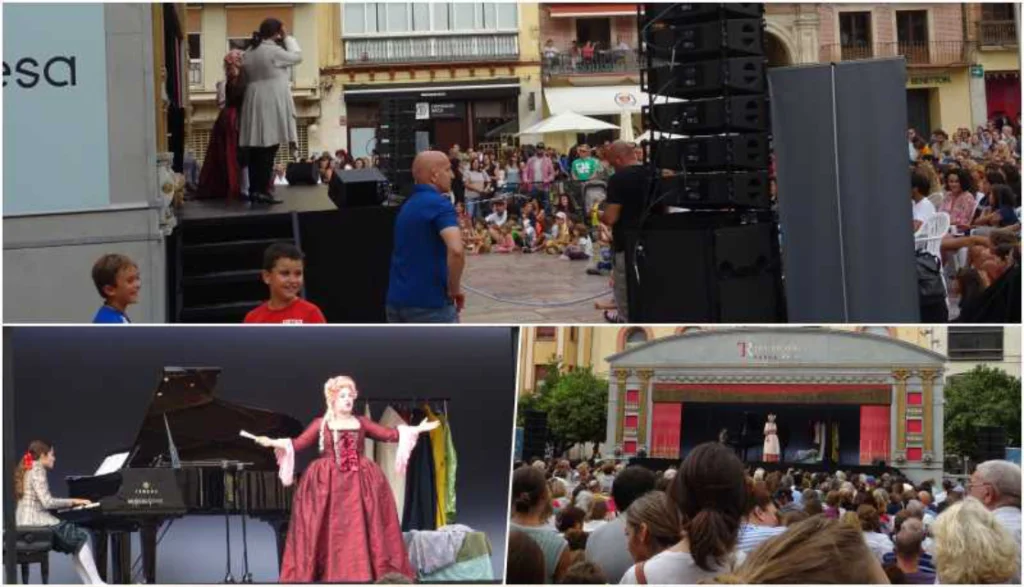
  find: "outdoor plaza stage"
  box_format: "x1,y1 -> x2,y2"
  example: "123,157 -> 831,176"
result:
170,184 -> 395,323
605,328 -> 948,484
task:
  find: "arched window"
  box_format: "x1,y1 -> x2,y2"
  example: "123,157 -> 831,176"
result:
625,328 -> 648,349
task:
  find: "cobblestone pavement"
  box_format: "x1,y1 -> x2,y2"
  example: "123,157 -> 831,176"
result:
459,252 -> 611,323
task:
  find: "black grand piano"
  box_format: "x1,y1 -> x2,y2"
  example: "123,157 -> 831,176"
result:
58,367 -> 303,584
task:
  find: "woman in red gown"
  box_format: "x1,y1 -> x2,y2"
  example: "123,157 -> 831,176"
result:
197,50 -> 245,200
254,376 -> 437,582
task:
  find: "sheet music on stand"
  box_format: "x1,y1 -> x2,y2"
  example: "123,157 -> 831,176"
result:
94,452 -> 130,476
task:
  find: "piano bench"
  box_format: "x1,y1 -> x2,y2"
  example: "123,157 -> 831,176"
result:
12,527 -> 54,584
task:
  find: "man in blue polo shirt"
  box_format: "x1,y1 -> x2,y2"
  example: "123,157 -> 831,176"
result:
387,150 -> 465,323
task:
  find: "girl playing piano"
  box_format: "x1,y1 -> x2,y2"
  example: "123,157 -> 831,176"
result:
252,376 -> 438,582
14,440 -> 106,584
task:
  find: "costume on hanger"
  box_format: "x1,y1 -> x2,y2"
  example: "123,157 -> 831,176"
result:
376,405 -> 409,517
403,408 -> 438,531
425,404 -> 458,526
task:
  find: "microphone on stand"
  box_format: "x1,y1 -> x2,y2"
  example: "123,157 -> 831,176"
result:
222,460 -> 237,584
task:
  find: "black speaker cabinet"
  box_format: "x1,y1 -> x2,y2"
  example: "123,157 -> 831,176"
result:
522,410 -> 548,461
625,212 -> 785,322
286,162 -> 319,186
328,168 -> 388,208
974,426 -> 1007,462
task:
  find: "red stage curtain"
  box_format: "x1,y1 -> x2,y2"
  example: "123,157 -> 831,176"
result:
859,405 -> 890,465
651,403 -> 683,459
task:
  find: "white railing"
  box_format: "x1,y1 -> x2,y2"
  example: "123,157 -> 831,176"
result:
344,32 -> 519,65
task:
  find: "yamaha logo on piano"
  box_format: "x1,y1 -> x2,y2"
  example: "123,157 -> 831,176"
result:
127,480 -> 165,507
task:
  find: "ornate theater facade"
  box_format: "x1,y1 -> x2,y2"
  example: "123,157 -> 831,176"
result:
605,328 -> 947,484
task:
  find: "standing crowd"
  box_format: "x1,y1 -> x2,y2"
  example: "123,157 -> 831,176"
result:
508,444 -> 1021,584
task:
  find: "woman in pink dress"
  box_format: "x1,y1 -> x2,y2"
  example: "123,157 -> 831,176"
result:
763,414 -> 780,463
253,376 -> 437,582
939,168 -> 979,231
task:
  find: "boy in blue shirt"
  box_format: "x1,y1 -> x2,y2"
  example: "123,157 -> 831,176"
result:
91,254 -> 140,323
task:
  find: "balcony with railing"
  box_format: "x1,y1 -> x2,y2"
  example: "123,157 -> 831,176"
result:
189,60 -> 202,87
978,21 -> 1018,48
819,41 -> 967,67
542,49 -> 640,76
344,32 -> 519,66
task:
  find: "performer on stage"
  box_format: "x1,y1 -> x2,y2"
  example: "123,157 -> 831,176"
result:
197,49 -> 246,201
252,376 -> 437,582
763,414 -> 780,463
239,18 -> 301,206
14,441 -> 105,584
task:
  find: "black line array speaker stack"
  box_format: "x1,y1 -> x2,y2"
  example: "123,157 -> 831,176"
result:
631,4 -> 784,322
377,99 -> 418,195
974,426 -> 1007,462
521,411 -> 548,462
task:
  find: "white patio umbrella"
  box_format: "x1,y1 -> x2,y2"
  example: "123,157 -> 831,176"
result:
517,110 -> 620,135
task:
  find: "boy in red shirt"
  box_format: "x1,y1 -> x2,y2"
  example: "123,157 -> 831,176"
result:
244,243 -> 326,324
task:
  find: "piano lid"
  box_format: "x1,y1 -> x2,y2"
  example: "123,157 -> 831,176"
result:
128,367 -> 305,470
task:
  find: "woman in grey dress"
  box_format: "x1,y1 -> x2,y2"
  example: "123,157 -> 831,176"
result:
239,18 -> 302,205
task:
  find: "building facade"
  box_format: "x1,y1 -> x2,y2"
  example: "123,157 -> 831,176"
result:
604,329 -> 947,485
185,3 -> 322,165
964,3 -> 1020,126
314,2 -> 543,159
536,3 -> 643,151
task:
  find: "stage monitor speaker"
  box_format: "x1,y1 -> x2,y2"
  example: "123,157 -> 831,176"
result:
625,212 -> 784,322
653,134 -> 769,171
649,95 -> 768,135
286,162 -> 319,186
770,58 -> 919,322
642,3 -> 763,25
522,411 -> 548,461
647,19 -> 764,60
328,168 -> 388,208
644,56 -> 764,99
658,171 -> 770,209
975,426 -> 1006,462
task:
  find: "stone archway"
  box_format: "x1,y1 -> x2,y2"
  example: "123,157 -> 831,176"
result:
765,31 -> 794,67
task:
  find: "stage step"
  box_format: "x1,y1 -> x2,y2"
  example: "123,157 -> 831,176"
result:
173,212 -> 301,323
179,301 -> 262,324
182,269 -> 262,287
182,238 -> 284,253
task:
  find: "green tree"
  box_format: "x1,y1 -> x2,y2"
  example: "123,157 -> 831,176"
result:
545,366 -> 609,457
516,356 -> 562,427
944,365 -> 1021,458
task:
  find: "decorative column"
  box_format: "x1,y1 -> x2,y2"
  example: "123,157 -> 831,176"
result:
892,369 -> 910,463
919,369 -> 938,463
614,369 -> 629,445
637,369 -> 654,451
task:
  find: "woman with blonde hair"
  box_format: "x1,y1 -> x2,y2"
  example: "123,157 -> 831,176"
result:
915,160 -> 945,208
931,498 -> 1019,584
707,516 -> 889,584
252,376 -> 437,582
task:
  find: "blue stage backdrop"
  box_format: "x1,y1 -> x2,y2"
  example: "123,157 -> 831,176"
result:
7,327 -> 517,583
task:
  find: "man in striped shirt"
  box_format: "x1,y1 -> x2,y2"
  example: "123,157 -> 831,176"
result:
736,482 -> 787,553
